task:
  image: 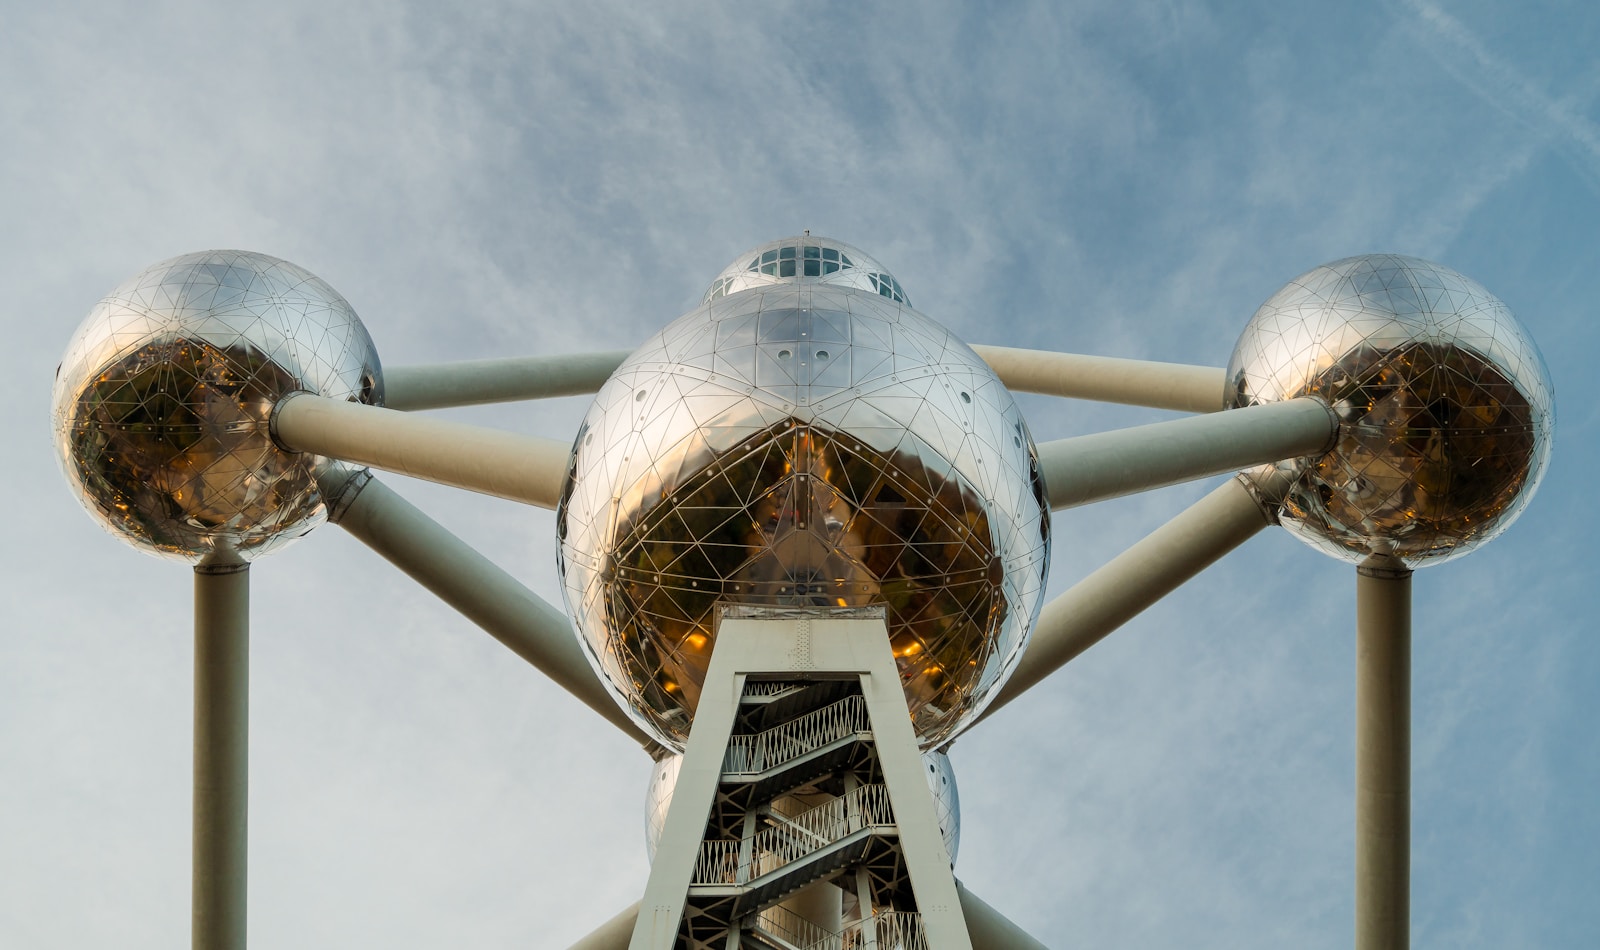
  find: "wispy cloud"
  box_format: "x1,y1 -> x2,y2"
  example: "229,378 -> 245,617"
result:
1397,0 -> 1600,193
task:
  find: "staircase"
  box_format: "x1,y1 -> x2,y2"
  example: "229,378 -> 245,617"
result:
672,676 -> 933,949
744,905 -> 931,950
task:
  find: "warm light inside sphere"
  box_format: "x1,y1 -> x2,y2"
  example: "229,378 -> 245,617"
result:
1228,254 -> 1553,566
559,237 -> 1050,750
51,250 -> 383,562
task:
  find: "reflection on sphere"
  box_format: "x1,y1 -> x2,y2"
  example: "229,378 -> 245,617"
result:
560,237 -> 1050,751
52,250 -> 383,562
1228,254 -> 1553,566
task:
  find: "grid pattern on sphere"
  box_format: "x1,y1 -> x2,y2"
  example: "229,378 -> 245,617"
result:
1227,254 -> 1554,566
560,284 -> 1049,750
51,250 -> 383,562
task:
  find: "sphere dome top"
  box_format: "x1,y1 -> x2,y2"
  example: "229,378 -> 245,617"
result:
703,234 -> 911,307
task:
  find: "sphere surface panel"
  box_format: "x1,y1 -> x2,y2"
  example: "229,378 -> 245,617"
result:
1227,254 -> 1552,566
560,281 -> 1050,750
52,250 -> 383,562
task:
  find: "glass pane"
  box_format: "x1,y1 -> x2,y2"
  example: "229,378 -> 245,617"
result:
779,246 -> 797,260
822,248 -> 839,262
804,260 -> 821,277
779,260 -> 796,277
804,245 -> 821,259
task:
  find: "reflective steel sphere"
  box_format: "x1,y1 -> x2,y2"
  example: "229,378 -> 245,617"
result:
923,748 -> 961,862
643,748 -> 961,863
559,236 -> 1050,750
52,250 -> 383,562
643,753 -> 682,864
1228,254 -> 1553,566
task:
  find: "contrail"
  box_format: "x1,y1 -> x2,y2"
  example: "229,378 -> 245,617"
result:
1399,0 -> 1600,186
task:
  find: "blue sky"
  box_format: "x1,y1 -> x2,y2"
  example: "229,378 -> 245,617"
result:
2,1 -> 1596,946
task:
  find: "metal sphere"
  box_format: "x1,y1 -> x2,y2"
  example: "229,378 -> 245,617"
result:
643,753 -> 683,864
559,236 -> 1050,750
922,748 -> 961,862
52,250 -> 383,563
643,749 -> 961,863
1227,254 -> 1553,566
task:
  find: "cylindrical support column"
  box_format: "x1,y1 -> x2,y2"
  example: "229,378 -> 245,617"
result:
272,393 -> 571,509
780,878 -> 843,934
1356,553 -> 1411,950
1036,397 -> 1336,510
383,351 -> 630,411
969,343 -> 1227,413
194,552 -> 249,950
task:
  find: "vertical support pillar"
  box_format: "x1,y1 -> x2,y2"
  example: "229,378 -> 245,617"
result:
1356,553 -> 1411,950
194,550 -> 249,950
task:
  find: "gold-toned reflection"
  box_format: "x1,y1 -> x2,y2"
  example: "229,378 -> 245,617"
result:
600,420 -> 1005,745
1228,254 -> 1554,567
1279,340 -> 1537,560
62,338 -> 322,559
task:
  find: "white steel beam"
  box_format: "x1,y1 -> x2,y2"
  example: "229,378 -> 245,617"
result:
193,550 -> 249,950
274,393 -> 570,509
971,343 -> 1227,413
321,471 -> 656,750
1036,397 -> 1334,510
383,351 -> 630,412
632,610 -> 973,949
977,473 -> 1282,725
1356,553 -> 1412,950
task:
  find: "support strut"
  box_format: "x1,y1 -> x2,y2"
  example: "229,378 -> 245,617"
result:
1356,553 -> 1411,950
193,551 -> 249,950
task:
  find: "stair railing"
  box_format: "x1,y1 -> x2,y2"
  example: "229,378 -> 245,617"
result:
724,695 -> 870,775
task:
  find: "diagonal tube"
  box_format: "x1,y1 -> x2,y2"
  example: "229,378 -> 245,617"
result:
971,343 -> 1227,413
1036,397 -> 1335,510
320,470 -> 656,750
975,473 -> 1283,727
273,393 -> 571,509
383,351 -> 631,412
956,881 -> 1051,949
567,902 -> 641,950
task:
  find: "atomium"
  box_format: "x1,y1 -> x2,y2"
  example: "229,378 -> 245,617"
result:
557,236 -> 1051,751
1228,254 -> 1553,567
51,250 -> 383,562
49,236 -> 1559,947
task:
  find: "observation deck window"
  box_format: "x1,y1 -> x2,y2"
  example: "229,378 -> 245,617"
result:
747,244 -> 854,279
